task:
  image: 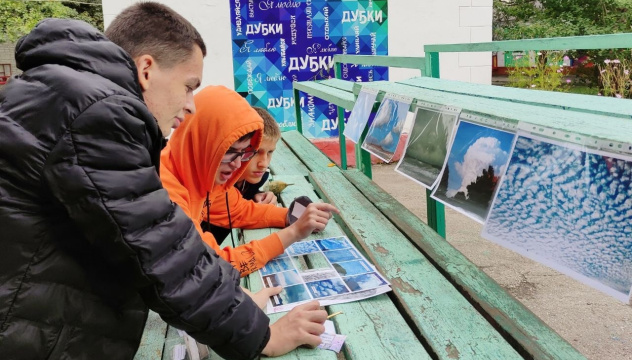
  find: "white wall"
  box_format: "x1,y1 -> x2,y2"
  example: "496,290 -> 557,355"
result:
103,0 -> 492,88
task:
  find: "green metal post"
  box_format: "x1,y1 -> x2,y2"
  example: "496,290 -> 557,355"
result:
356,126 -> 373,179
426,189 -> 446,238
293,88 -> 302,134
337,106 -> 347,169
334,62 -> 348,169
424,51 -> 446,236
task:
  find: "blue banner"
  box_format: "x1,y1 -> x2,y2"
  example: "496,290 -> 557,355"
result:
230,0 -> 388,138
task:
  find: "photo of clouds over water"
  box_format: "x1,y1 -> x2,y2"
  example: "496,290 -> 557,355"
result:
344,88 -> 379,143
483,133 -> 632,302
431,121 -> 515,223
395,105 -> 460,188
362,94 -> 412,162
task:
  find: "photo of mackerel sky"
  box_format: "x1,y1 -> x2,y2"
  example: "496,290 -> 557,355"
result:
483,134 -> 632,302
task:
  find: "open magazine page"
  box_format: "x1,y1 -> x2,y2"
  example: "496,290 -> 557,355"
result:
259,236 -> 392,314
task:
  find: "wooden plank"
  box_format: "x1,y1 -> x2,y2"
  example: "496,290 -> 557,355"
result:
317,78 -> 355,92
309,171 -> 523,360
293,81 -> 356,110
161,326 -> 185,360
424,33 -> 632,52
399,76 -> 632,120
352,81 -> 632,145
334,54 -> 425,72
281,131 -> 339,173
342,169 -> 587,360
243,175 -> 430,360
134,311 -> 167,360
269,138 -> 311,176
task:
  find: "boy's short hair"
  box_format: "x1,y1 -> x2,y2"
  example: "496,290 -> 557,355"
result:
253,106 -> 281,141
105,2 -> 206,67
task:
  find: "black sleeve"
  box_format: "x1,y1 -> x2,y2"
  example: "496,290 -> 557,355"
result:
42,95 -> 269,360
240,172 -> 270,200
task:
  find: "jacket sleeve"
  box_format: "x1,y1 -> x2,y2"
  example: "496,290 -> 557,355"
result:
210,187 -> 288,229
201,188 -> 287,275
42,95 -> 269,360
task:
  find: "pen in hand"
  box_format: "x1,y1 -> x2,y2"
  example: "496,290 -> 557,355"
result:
326,311 -> 343,320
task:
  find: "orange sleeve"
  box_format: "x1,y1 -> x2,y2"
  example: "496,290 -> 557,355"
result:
207,187 -> 288,229
199,228 -> 284,277
162,168 -> 286,276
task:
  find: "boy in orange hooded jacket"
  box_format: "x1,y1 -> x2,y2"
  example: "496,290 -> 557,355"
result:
160,86 -> 338,277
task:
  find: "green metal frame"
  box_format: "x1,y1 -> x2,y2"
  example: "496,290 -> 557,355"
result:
333,55 -> 426,178
424,32 -> 632,78
421,32 -> 632,237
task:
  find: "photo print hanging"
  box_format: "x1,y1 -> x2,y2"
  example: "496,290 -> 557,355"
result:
344,87 -> 380,143
361,93 -> 413,162
431,115 -> 516,223
395,103 -> 460,189
483,132 -> 632,303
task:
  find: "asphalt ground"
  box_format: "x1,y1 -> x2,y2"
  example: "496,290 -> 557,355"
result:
371,163 -> 632,360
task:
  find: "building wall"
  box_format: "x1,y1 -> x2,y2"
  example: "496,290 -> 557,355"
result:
0,42 -> 20,88
102,0 -> 492,88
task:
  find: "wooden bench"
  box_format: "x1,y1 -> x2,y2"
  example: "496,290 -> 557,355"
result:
134,130 -> 585,359
133,35 -> 632,359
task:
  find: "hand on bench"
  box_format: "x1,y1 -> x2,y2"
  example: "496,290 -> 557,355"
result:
243,286 -> 282,309
278,202 -> 340,248
262,301 -> 328,357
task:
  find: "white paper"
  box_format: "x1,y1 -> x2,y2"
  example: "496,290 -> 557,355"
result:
361,93 -> 414,163
430,119 -> 516,224
318,333 -> 347,353
344,87 -> 380,143
394,103 -> 460,189
483,131 -> 632,303
259,236 -> 392,314
317,320 -> 346,353
291,201 -> 307,219
172,345 -> 186,360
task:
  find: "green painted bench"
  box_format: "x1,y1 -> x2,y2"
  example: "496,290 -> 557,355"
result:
133,131 -> 585,359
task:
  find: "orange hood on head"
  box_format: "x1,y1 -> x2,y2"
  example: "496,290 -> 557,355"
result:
160,86 -> 263,223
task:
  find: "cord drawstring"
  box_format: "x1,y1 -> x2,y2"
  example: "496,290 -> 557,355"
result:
206,191 -> 236,249
225,192 -> 235,248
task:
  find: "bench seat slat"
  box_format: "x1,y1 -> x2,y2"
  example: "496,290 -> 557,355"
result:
243,175 -> 430,360
134,311 -> 167,360
269,139 -> 311,176
281,131 -> 338,173
398,76 -> 632,119
309,171 -> 522,360
293,81 -> 356,110
353,81 -> 632,144
342,169 -> 587,360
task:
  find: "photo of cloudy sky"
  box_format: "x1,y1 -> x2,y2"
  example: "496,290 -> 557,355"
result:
483,133 -> 632,302
361,95 -> 412,162
395,105 -> 459,188
344,88 -> 379,143
431,121 -> 515,223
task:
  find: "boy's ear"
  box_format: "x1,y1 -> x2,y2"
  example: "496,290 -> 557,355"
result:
135,55 -> 156,92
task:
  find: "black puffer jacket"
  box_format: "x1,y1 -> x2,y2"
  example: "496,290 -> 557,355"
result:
0,19 -> 269,360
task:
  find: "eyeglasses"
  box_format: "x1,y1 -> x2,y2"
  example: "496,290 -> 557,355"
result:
221,147 -> 257,163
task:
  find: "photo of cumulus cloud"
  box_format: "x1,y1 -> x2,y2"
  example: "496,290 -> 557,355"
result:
361,95 -> 412,162
431,121 -> 515,223
395,105 -> 459,189
483,133 -> 632,303
344,89 -> 379,143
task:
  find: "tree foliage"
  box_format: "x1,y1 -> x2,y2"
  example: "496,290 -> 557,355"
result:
493,0 -> 632,40
0,0 -> 103,43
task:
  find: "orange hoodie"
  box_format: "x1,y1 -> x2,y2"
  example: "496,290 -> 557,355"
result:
160,86 -> 288,276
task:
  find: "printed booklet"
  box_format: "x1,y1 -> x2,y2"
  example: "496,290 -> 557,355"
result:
259,236 -> 391,314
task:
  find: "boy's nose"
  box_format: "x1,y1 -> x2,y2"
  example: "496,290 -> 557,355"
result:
230,157 -> 242,168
